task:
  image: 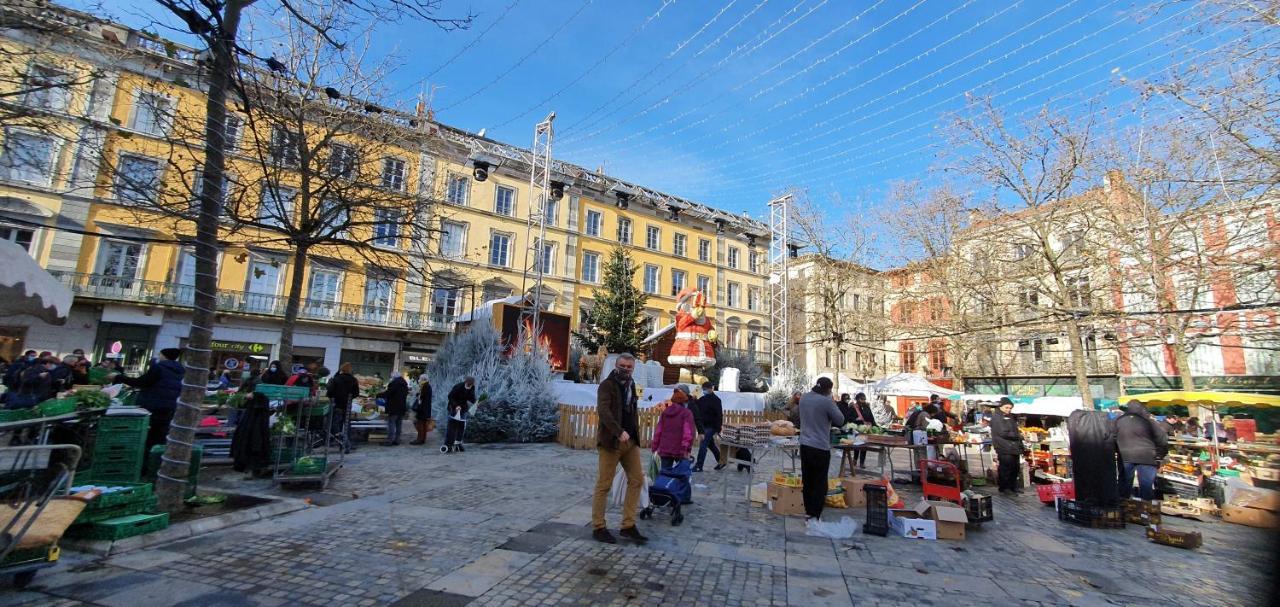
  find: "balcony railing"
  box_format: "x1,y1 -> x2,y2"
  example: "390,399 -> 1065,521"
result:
52,272 -> 453,333
721,347 -> 771,367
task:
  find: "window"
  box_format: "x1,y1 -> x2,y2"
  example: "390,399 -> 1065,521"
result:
674,233 -> 687,257
617,218 -> 632,244
95,240 -> 141,287
1066,275 -> 1091,309
643,265 -> 660,294
245,259 -> 281,313
538,241 -> 555,275
1012,243 -> 1034,261
1020,338 -> 1046,363
173,248 -> 197,304
191,168 -> 230,216
316,197 -> 350,238
727,281 -> 740,308
222,115 -> 243,151
23,65 -> 71,112
494,185 -> 515,216
488,232 -> 511,267
1174,273 -> 1214,309
0,226 -> 35,251
839,350 -> 848,370
825,349 -> 832,368
431,287 -> 460,318
446,174 -> 469,205
850,293 -> 861,311
1018,288 -> 1039,310
1235,268 -> 1278,306
363,274 -> 395,321
258,185 -> 295,229
115,154 -> 161,204
585,210 -> 602,237
269,127 -> 301,167
1187,338 -> 1224,375
749,251 -> 760,273
328,144 -> 357,179
131,91 -> 173,136
727,247 -> 740,269
305,269 -> 341,318
696,275 -> 710,295
381,157 -> 406,191
544,197 -> 558,226
747,287 -> 760,311
1062,230 -> 1084,251
646,226 -> 660,250
899,342 -> 917,373
0,131 -> 56,185
698,238 -> 711,262
1244,337 -> 1280,375
671,269 -> 687,295
928,342 -> 947,373
373,208 -> 402,247
582,251 -> 600,283
440,221 -> 467,258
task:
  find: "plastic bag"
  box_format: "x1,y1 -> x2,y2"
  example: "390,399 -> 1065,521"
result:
609,467 -> 651,509
805,516 -> 859,539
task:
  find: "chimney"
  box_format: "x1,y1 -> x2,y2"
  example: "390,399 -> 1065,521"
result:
1103,169 -> 1124,194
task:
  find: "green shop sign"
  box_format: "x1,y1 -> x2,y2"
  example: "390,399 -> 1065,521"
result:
209,340 -> 272,355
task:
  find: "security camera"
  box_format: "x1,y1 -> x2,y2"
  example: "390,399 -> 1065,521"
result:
611,184 -> 635,209
550,180 -> 566,201
468,152 -> 501,183
472,161 -> 490,182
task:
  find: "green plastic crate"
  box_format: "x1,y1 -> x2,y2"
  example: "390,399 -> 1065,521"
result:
93,450 -> 145,468
75,495 -> 157,524
96,426 -> 147,447
291,456 -> 327,475
80,482 -> 153,509
0,408 -> 38,423
84,462 -> 142,484
66,512 -> 169,541
97,414 -> 150,432
36,398 -> 78,417
299,403 -> 330,417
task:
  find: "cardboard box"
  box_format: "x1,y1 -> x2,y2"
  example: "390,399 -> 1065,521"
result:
840,477 -> 875,508
888,507 -> 937,540
1221,505 -> 1280,529
919,500 -> 969,541
766,481 -> 806,517
1228,486 -> 1280,512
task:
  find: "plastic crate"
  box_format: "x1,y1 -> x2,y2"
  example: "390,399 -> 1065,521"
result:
1056,498 -> 1125,529
964,494 -> 994,523
97,414 -> 150,432
85,461 -> 142,484
78,482 -> 153,510
36,398 -> 78,417
1036,482 -> 1076,505
291,456 -> 327,475
95,427 -> 147,448
93,450 -> 144,468
66,512 -> 169,541
74,495 -> 157,524
94,440 -> 147,459
0,408 -> 39,422
300,403 -> 330,417
863,484 -> 889,536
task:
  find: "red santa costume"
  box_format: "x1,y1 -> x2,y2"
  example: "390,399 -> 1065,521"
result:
668,288 -> 716,367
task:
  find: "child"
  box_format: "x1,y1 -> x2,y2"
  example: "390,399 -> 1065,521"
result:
652,384 -> 696,468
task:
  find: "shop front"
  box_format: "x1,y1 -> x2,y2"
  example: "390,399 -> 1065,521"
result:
196,338 -> 274,377
1123,375 -> 1280,396
93,322 -> 157,374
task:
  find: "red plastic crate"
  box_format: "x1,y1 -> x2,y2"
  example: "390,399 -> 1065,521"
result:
1037,482 -> 1076,504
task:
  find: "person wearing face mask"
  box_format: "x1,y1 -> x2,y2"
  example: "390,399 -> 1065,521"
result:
591,353 -> 646,545
5,356 -> 56,411
260,361 -> 288,385
652,385 -> 696,469
3,349 -> 38,392
118,348 -> 186,454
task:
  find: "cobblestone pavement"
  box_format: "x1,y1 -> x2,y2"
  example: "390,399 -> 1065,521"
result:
2,435 -> 1276,606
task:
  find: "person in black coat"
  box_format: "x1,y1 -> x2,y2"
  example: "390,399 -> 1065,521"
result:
988,397 -> 1025,494
1116,401 -> 1169,501
444,377 -> 477,452
231,392 -> 273,476
259,361 -> 288,385
410,377 -> 434,445
836,393 -> 856,426
852,392 -> 877,468
118,348 -> 186,454
693,382 -> 725,472
377,373 -> 409,446
326,363 -> 360,453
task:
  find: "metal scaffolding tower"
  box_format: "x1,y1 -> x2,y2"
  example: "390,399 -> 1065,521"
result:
520,112 -> 556,335
768,193 -> 793,380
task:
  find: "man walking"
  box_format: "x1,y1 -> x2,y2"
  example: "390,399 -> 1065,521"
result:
118,348 -> 186,454
591,353 -> 646,544
989,397 -> 1025,494
693,381 -> 725,472
444,376 -> 476,453
799,377 -> 845,522
1116,401 -> 1169,501
377,372 -> 409,446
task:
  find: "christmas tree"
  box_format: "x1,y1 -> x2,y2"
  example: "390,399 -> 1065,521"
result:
572,246 -> 650,353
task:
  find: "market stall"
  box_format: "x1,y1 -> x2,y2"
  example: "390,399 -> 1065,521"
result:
869,373 -> 961,417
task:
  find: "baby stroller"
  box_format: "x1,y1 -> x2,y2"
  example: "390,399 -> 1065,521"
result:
639,459 -> 692,526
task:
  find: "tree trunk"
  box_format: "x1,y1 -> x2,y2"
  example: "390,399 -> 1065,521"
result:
156,5 -> 244,511
1062,317 -> 1095,409
278,244 -> 310,372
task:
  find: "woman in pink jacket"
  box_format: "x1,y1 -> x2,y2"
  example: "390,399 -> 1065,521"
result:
652,385 -> 696,468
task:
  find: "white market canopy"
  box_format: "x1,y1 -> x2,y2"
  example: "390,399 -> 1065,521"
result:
870,373 -> 961,398
1011,396 -> 1086,417
0,239 -> 71,326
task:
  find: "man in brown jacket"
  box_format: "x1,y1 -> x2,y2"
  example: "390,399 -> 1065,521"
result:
591,353 -> 647,544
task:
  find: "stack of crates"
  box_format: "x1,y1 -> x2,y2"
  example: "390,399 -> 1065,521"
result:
85,414 -> 149,483
66,481 -> 170,542
863,484 -> 889,536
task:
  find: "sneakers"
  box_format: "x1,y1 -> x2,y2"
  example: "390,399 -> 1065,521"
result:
592,528 -> 617,544
692,467 -> 704,472
713,463 -> 727,471
618,526 -> 648,544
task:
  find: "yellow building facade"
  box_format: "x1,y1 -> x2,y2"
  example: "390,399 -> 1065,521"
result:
0,4 -> 770,376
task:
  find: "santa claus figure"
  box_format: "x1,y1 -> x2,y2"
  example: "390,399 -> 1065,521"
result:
668,288 -> 717,367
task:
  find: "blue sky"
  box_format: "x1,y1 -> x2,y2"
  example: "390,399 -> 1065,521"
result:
93,1 -> 1200,222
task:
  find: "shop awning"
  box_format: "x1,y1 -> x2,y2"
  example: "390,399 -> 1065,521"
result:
870,373 -> 962,398
0,239 -> 72,326
1011,396 -> 1086,417
1124,391 -> 1280,408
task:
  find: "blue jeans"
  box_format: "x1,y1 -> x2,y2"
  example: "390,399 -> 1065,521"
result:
695,431 -> 721,469
385,414 -> 403,444
1121,463 -> 1158,500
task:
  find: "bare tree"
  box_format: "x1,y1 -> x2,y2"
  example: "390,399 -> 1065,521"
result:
0,2 -> 106,130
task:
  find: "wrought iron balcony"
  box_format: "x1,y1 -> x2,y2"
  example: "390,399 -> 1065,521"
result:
720,347 -> 772,367
51,271 -> 453,333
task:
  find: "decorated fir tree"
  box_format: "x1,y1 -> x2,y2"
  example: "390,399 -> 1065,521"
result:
572,246 -> 650,353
